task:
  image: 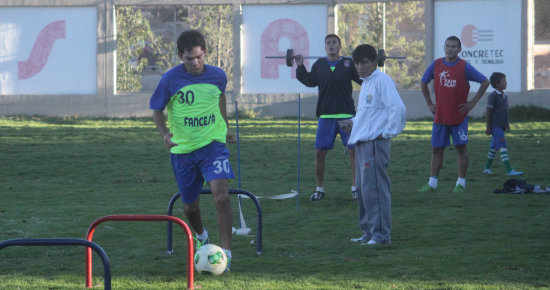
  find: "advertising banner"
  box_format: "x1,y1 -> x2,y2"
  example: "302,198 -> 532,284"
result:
241,5 -> 327,94
434,0 -> 521,92
0,7 -> 97,95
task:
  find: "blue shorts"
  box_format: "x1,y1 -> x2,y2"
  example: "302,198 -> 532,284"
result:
170,141 -> 234,204
432,117 -> 469,147
490,127 -> 507,150
315,117 -> 355,150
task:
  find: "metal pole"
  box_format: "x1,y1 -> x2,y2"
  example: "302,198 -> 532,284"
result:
235,101 -> 244,229
382,2 -> 386,74
296,93 -> 301,210
235,101 -> 242,189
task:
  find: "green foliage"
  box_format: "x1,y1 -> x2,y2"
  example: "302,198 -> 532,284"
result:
230,108 -> 257,119
509,105 -> 550,121
116,6 -> 172,92
116,6 -> 145,92
337,2 -> 425,89
1,117 -> 549,289
115,5 -> 234,92
182,5 -> 234,91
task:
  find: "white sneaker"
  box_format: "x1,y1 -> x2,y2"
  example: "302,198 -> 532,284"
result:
507,169 -> 524,176
361,239 -> 391,246
350,235 -> 369,243
483,168 -> 492,175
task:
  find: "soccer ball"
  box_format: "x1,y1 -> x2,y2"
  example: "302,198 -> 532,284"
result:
194,244 -> 228,275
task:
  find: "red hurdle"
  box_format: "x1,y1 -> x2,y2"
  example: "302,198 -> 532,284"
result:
86,215 -> 194,289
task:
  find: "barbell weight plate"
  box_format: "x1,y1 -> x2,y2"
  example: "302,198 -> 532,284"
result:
286,49 -> 294,67
377,49 -> 386,67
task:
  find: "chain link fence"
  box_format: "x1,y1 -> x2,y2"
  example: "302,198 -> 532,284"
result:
116,2 -> 425,94
115,5 -> 233,93
535,0 -> 550,89
336,1 -> 425,90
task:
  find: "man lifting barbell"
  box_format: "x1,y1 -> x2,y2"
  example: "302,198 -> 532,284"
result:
294,34 -> 362,202
265,47 -> 404,67
265,39 -> 406,202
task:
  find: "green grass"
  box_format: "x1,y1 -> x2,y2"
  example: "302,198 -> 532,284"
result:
1,116 -> 549,289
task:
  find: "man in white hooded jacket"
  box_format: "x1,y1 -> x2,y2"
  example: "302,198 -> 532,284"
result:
339,44 -> 406,245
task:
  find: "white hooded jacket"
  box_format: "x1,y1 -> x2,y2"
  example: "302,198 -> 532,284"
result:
348,69 -> 406,144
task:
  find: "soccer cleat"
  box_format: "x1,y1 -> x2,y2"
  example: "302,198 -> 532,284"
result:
350,234 -> 369,243
224,255 -> 231,272
482,168 -> 492,175
310,191 -> 325,201
453,184 -> 465,192
193,235 -> 209,252
507,169 -> 524,176
352,190 -> 359,200
418,184 -> 436,192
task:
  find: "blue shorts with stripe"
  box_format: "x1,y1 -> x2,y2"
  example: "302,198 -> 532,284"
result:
170,141 -> 234,204
431,117 -> 469,147
315,117 -> 355,150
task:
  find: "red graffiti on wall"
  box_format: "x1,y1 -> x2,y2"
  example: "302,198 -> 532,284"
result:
18,20 -> 66,80
260,18 -> 309,79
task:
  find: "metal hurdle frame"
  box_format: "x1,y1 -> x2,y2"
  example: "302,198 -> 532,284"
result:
0,238 -> 111,290
166,188 -> 263,255
86,215 -> 194,289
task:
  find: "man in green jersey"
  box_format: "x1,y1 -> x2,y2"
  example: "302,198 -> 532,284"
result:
150,30 -> 235,271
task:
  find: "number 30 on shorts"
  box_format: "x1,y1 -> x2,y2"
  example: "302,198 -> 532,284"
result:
213,159 -> 230,174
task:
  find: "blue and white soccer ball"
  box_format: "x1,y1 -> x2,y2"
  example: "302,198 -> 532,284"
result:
194,244 -> 228,275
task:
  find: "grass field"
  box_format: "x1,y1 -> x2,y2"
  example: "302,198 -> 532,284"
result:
0,115 -> 549,289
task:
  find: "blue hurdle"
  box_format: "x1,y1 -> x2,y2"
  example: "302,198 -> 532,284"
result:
166,188 -> 263,255
0,238 -> 111,290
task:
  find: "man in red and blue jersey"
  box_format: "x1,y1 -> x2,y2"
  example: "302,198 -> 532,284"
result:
418,36 -> 490,193
150,30 -> 235,271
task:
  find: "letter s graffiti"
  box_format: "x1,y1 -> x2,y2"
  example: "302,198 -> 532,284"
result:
18,20 -> 66,80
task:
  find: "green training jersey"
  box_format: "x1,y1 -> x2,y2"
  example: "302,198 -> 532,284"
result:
150,64 -> 228,154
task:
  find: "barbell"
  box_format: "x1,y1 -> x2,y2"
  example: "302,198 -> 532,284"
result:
265,48 -> 405,67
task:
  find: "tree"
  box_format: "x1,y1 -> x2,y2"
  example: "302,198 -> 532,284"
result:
337,2 -> 425,89
116,5 -> 233,92
183,5 -> 234,91
116,6 -> 172,92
